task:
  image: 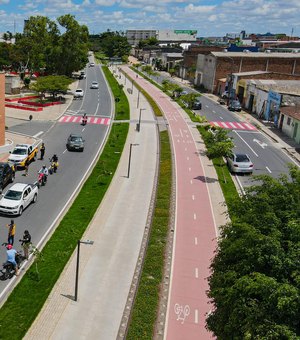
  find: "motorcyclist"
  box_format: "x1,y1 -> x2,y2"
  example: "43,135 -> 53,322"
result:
82,113 -> 87,126
38,165 -> 49,184
49,154 -> 59,173
6,244 -> 19,276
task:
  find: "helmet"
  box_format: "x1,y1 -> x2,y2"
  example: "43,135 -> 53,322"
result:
43,165 -> 46,169
6,244 -> 13,250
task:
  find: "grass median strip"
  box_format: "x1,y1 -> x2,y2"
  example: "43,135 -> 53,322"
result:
127,130 -> 172,339
0,67 -> 129,339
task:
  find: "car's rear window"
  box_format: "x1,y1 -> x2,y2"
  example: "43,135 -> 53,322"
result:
236,154 -> 249,162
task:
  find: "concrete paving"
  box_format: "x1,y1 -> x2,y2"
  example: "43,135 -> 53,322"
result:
24,66 -> 158,340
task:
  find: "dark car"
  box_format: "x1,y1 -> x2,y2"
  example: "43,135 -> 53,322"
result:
0,162 -> 15,193
66,134 -> 85,152
192,99 -> 202,110
228,100 -> 242,112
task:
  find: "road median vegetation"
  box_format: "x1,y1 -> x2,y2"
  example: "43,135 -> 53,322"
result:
0,66 -> 129,339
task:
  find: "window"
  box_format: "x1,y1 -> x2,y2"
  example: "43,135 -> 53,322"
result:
287,117 -> 291,126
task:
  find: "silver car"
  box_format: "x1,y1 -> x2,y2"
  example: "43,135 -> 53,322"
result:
226,153 -> 253,174
90,81 -> 99,89
66,134 -> 85,152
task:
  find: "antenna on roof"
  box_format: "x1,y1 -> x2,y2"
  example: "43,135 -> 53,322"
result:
291,27 -> 294,40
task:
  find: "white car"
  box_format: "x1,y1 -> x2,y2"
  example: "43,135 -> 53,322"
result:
226,153 -> 254,174
0,183 -> 38,216
89,62 -> 95,67
90,81 -> 99,89
74,89 -> 84,98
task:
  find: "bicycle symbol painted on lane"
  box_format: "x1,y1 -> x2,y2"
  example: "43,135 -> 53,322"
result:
174,303 -> 190,324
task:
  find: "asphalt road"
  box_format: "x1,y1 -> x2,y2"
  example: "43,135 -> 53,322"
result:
0,60 -> 112,299
140,69 -> 298,189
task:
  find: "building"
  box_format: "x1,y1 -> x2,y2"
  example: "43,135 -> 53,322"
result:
195,51 -> 300,93
0,73 -> 5,145
126,30 -> 157,46
278,106 -> 300,143
157,30 -> 197,44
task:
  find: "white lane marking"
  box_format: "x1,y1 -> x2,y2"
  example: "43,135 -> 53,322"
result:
82,128 -> 85,132
212,110 -> 216,113
179,129 -> 183,137
236,122 -> 245,129
229,122 -> 236,128
213,121 -> 221,127
192,195 -> 195,200
236,175 -> 246,195
195,309 -> 199,324
190,179 -> 193,184
266,166 -> 272,173
63,149 -> 67,154
195,268 -> 199,278
194,237 -> 198,245
189,167 -> 191,172
253,138 -> 268,149
194,213 -> 196,220
245,122 -> 256,130
220,116 -> 224,120
33,131 -> 43,138
221,121 -> 229,128
205,105 -> 208,108
234,130 -> 259,157
93,102 -> 99,116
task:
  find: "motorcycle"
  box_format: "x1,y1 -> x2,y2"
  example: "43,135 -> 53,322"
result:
49,160 -> 59,174
0,244 -> 24,280
82,115 -> 87,126
37,172 -> 47,188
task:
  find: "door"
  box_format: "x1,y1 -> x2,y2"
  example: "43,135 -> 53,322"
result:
293,122 -> 298,139
279,114 -> 284,131
248,94 -> 254,112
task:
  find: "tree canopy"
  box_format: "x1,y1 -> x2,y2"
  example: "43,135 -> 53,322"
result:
30,75 -> 72,98
207,166 -> 300,339
5,15 -> 89,76
97,31 -> 131,58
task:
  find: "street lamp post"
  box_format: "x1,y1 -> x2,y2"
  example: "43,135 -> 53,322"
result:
74,239 -> 94,302
137,108 -> 146,132
226,57 -> 235,106
127,143 -> 138,178
137,89 -> 140,108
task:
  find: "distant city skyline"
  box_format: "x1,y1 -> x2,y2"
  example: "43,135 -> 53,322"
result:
0,0 -> 299,37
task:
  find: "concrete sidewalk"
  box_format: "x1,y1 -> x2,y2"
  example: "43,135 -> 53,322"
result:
24,66 -> 158,339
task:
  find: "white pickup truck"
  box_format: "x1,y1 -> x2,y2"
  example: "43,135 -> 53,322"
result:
8,141 -> 41,168
0,183 -> 38,216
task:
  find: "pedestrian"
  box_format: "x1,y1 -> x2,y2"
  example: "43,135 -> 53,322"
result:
19,230 -> 32,260
40,142 -> 45,160
6,219 -> 16,245
24,158 -> 29,176
136,74 -> 138,79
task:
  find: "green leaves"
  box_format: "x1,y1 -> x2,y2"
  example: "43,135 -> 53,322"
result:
207,166 -> 300,338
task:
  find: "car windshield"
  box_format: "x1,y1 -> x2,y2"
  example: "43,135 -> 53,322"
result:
12,148 -> 27,155
4,190 -> 22,201
92,82 -> 98,84
71,137 -> 82,142
236,154 -> 250,162
75,90 -> 82,93
232,101 -> 240,106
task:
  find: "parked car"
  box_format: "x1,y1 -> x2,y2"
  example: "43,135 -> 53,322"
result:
66,134 -> 85,152
226,153 -> 253,174
218,97 -> 226,105
80,71 -> 86,79
228,100 -> 242,112
90,81 -> 99,89
0,162 -> 15,193
74,89 -> 84,98
222,90 -> 229,98
192,98 -> 202,110
0,183 -> 38,216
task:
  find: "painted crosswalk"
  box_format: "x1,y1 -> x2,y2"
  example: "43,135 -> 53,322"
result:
210,121 -> 257,131
59,115 -> 111,125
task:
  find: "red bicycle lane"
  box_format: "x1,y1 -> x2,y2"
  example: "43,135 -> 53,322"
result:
124,67 -> 217,339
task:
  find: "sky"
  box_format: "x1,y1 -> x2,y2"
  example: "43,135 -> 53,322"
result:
0,0 -> 299,37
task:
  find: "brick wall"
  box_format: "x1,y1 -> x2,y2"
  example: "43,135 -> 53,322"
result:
0,73 -> 5,146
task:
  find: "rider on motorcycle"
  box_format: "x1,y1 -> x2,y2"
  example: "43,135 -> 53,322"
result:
6,244 -> 19,276
39,165 -> 49,183
49,154 -> 59,173
82,113 -> 87,126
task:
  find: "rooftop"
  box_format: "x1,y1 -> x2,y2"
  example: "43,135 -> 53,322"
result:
211,51 -> 300,58
280,106 -> 300,121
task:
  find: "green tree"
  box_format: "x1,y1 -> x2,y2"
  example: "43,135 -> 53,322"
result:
98,31 -> 131,58
181,93 -> 198,108
56,14 -> 89,76
30,75 -> 72,100
207,166 -> 300,338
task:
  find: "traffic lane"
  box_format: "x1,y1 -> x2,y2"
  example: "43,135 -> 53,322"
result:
7,121 -> 53,139
0,122 -> 108,293
232,130 -> 294,176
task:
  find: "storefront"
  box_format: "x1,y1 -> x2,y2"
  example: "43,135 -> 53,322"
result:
265,90 -> 282,125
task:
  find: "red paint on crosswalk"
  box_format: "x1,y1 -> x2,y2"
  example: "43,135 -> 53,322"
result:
210,121 -> 256,130
59,115 -> 111,125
